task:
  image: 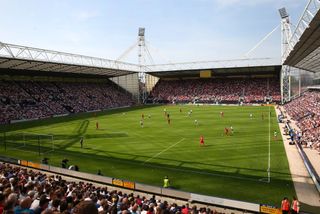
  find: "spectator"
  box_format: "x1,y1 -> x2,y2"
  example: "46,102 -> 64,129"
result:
33,195 -> 50,214
0,80 -> 135,125
14,197 -> 34,214
0,163 -> 226,214
0,193 -> 5,214
284,91 -> 320,151
149,78 -> 280,104
72,201 -> 98,214
50,199 -> 60,213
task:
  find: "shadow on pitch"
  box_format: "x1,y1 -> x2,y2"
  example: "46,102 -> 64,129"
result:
55,145 -> 300,180
40,147 -> 300,187
44,119 -> 128,150
0,105 -> 161,133
4,130 -> 300,180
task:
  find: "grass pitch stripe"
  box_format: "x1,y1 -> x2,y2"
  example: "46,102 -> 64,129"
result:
143,138 -> 185,164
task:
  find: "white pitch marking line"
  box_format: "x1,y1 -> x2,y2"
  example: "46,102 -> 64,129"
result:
267,106 -> 271,183
143,138 -> 185,164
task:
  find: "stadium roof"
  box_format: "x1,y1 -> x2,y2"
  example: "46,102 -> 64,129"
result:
283,0 -> 320,73
0,41 -> 282,78
148,65 -> 281,78
0,42 -> 141,78
145,58 -> 281,78
146,57 -> 280,72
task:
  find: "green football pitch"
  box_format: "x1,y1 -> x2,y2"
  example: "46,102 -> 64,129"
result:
0,105 -> 295,206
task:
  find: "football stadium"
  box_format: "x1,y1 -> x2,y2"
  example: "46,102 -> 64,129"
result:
0,1 -> 320,214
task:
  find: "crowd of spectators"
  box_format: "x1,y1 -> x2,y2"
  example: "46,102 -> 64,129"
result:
0,81 -> 52,124
0,163 -> 222,214
0,78 -> 281,124
0,80 -> 135,124
283,90 -> 320,151
18,81 -> 69,116
149,78 -> 280,104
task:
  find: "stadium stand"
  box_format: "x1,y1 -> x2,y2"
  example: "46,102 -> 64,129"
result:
0,80 -> 135,124
0,162 -> 224,214
283,90 -> 320,152
148,78 -> 280,104
0,76 -> 281,124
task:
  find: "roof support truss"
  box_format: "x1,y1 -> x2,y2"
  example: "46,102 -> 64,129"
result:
0,42 -> 141,73
283,0 -> 320,61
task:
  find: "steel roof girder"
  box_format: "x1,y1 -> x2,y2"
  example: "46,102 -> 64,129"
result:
284,0 -> 320,63
9,61 -> 32,69
38,63 -> 62,71
0,42 -> 141,72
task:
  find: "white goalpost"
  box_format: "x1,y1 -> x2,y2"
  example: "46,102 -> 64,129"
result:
5,132 -> 54,154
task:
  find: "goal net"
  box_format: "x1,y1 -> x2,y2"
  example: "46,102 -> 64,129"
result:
5,132 -> 54,154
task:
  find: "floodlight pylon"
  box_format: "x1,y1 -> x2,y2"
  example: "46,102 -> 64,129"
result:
137,28 -> 148,103
279,7 -> 292,103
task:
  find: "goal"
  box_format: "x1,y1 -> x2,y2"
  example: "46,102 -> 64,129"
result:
4,132 -> 54,154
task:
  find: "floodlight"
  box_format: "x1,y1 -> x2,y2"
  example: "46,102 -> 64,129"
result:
138,28 -> 145,36
279,8 -> 289,19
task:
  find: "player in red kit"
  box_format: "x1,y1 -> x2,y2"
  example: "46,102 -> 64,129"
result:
224,127 -> 229,136
96,121 -> 99,130
199,135 -> 205,146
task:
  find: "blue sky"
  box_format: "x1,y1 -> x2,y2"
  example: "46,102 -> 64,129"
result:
0,0 -> 307,64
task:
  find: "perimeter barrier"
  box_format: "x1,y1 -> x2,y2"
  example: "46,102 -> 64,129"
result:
0,155 -> 286,214
285,122 -> 320,193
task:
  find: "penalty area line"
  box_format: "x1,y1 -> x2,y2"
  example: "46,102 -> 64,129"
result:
143,138 -> 185,164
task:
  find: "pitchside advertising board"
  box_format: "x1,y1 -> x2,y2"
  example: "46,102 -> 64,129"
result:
200,70 -> 212,78
260,204 -> 281,214
112,178 -> 135,189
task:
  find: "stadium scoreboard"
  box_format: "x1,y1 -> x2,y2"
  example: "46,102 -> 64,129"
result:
200,70 -> 212,78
